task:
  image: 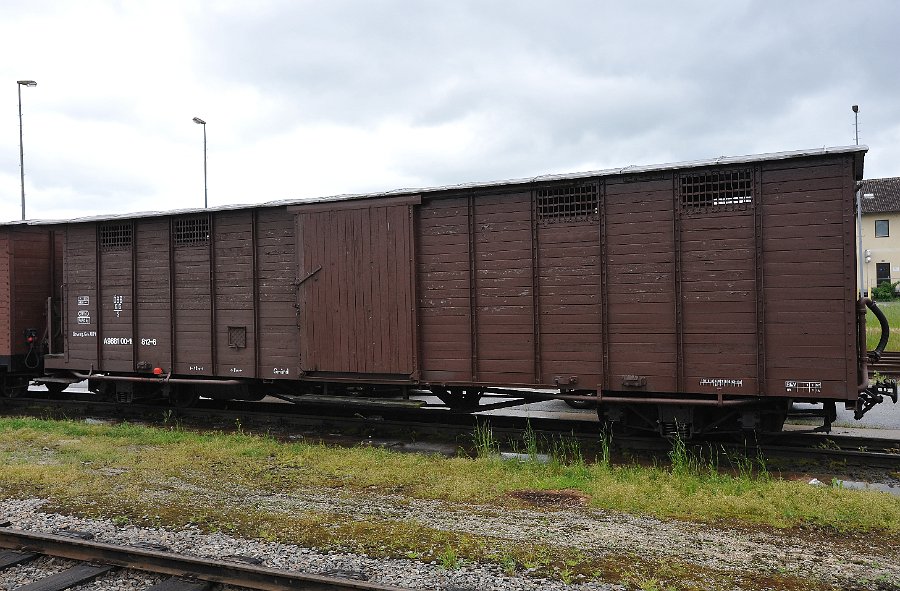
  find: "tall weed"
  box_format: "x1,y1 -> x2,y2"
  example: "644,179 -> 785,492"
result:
472,421 -> 497,458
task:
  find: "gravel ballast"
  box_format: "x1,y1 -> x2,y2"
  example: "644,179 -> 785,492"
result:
2,492 -> 899,591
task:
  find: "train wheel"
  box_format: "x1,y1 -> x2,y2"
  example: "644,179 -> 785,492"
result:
46,383 -> 68,396
565,399 -> 594,409
564,390 -> 598,409
168,385 -> 199,408
1,377 -> 29,398
597,404 -> 636,436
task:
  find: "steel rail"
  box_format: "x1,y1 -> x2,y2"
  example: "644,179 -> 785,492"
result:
0,528 -> 408,591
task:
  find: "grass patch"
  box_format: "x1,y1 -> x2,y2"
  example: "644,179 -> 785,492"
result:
0,418 -> 896,588
867,300 -> 900,351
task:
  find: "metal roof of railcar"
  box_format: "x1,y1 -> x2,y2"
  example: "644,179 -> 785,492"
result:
5,145 -> 867,226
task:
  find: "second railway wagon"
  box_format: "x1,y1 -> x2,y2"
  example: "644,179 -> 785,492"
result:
25,144 -> 893,435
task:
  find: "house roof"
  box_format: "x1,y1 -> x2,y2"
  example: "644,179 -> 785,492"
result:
860,177 -> 900,214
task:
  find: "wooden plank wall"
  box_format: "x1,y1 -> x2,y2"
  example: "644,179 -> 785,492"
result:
135,220 -> 171,372
418,190 -> 603,388
49,208 -> 299,380
417,197 -> 472,382
761,157 -> 856,399
214,210 -> 256,377
172,220 -> 212,374
98,248 -> 133,372
537,221 -> 603,388
0,228 -> 58,361
62,224 -> 99,368
679,205 -> 759,395
297,205 -> 414,376
0,232 -> 9,356
604,178 -> 677,392
602,156 -> 855,400
256,208 -> 299,378
474,192 -> 535,384
12,229 -> 55,358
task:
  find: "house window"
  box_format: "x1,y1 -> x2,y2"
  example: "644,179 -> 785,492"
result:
877,263 -> 891,285
875,220 -> 890,238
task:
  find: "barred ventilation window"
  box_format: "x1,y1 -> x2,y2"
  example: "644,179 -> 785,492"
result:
99,223 -> 133,252
680,169 -> 753,210
228,326 -> 247,349
174,216 -> 210,247
537,184 -> 599,224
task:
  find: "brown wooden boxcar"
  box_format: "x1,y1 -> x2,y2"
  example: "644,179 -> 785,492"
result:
0,224 -> 62,395
25,145 -> 894,435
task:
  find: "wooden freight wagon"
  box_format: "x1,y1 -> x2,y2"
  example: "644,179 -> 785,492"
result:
0,225 -> 62,395
35,145 -> 893,435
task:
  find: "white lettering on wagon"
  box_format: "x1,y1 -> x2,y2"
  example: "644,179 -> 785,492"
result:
785,380 -> 822,394
141,338 -> 157,346
273,368 -> 290,375
77,295 -> 90,306
700,378 -> 744,388
72,331 -> 97,338
103,337 -> 133,345
77,310 -> 91,325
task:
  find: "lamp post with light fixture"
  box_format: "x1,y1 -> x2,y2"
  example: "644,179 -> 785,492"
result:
193,117 -> 207,208
17,80 -> 37,221
861,192 -> 875,295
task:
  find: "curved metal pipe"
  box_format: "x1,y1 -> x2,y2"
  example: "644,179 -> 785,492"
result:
865,297 -> 890,363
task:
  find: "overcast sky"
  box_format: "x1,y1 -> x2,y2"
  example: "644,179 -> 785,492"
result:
1,1 -> 898,222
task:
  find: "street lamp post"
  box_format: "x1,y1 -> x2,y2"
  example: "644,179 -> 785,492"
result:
193,117 -> 207,208
17,80 -> 37,221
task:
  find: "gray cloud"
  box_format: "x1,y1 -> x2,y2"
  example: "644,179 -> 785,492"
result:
1,0 -> 899,221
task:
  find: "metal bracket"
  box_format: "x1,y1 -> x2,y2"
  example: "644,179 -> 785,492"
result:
622,375 -> 647,388
293,266 -> 322,288
553,375 -> 577,386
855,379 -> 897,419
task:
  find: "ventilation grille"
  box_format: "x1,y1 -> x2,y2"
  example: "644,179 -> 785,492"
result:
228,326 -> 247,349
537,184 -> 599,224
680,169 -> 753,210
174,216 -> 210,247
99,223 -> 133,252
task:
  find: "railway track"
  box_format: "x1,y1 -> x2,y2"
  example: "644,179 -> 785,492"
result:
762,431 -> 900,469
0,526 -> 408,591
869,350 -> 900,376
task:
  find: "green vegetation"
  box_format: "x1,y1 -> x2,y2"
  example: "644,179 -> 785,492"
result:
0,418 -> 896,589
866,300 -> 900,351
871,281 -> 900,302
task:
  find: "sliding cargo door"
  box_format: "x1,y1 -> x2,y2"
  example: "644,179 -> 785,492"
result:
295,201 -> 417,377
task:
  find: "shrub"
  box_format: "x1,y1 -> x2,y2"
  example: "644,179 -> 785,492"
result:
871,281 -> 900,301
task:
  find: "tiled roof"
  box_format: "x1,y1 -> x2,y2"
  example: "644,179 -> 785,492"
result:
860,177 -> 900,213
